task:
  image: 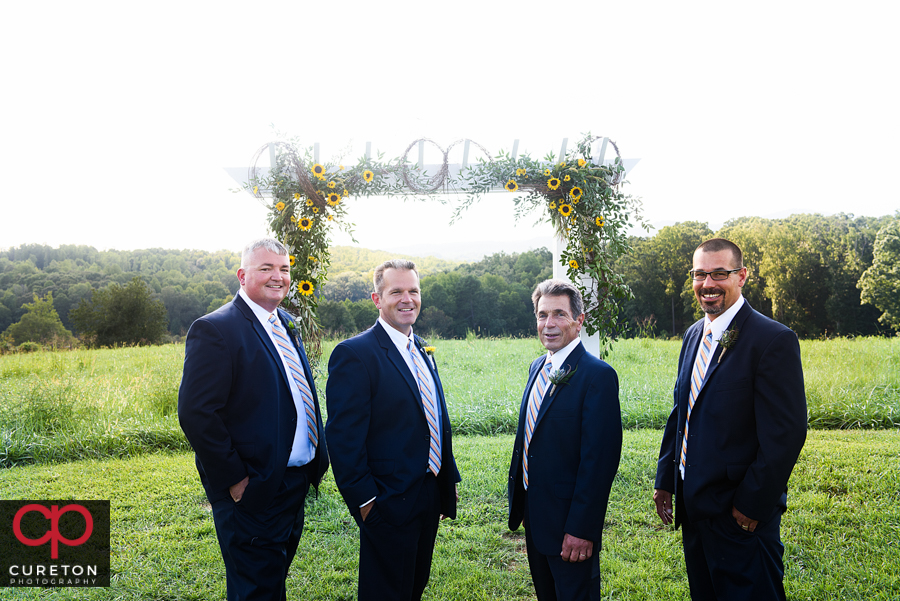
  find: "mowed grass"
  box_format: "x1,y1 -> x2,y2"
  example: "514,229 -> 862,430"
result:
1,430 -> 897,600
1,337 -> 898,466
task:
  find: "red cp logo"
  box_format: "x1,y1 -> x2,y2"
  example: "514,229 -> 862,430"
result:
13,504 -> 94,559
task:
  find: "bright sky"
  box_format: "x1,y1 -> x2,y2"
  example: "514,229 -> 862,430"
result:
2,2 -> 897,257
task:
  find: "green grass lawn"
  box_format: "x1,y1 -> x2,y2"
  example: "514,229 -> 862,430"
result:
1,337 -> 897,466
1,430 -> 898,600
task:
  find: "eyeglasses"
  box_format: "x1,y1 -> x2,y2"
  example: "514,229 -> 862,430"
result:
689,268 -> 742,281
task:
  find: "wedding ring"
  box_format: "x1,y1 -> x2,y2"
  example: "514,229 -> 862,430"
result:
742,524 -> 749,530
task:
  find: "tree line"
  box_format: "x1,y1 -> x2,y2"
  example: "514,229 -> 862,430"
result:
1,212 -> 897,350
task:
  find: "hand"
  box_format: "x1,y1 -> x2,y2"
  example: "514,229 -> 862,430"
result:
230,476 -> 249,503
654,489 -> 674,525
560,534 -> 592,562
360,500 -> 375,522
732,506 -> 758,533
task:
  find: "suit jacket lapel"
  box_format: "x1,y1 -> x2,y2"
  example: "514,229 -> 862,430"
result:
374,322 -> 421,403
533,343 -> 585,431
689,301 -> 753,404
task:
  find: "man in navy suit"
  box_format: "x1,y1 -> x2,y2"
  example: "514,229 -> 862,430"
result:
654,238 -> 807,601
508,279 -> 622,601
178,238 -> 328,601
326,259 -> 461,601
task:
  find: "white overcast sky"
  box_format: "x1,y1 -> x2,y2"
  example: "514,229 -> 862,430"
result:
1,1 -> 897,256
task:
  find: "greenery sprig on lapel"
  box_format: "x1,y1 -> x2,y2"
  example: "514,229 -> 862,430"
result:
414,334 -> 437,369
285,317 -> 302,344
717,328 -> 739,363
547,365 -> 577,397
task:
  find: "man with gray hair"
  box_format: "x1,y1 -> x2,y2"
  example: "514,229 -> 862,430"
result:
179,237 -> 329,600
326,259 -> 461,601
508,279 -> 622,600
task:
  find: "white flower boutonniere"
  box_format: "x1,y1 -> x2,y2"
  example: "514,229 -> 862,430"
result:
717,328 -> 739,363
547,365 -> 577,397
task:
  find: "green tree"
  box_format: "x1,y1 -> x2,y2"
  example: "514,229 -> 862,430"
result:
2,293 -> 76,347
859,219 -> 900,331
69,277 -> 168,347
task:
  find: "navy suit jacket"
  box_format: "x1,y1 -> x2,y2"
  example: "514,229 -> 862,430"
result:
178,295 -> 328,512
325,322 -> 461,526
655,301 -> 807,526
508,341 -> 622,555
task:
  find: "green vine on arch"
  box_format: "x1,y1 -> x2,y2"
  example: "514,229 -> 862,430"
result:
245,133 -> 647,360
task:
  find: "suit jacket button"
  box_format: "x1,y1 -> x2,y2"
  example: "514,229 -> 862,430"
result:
424,435 -> 430,441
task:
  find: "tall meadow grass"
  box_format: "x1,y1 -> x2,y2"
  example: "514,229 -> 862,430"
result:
1,336 -> 896,466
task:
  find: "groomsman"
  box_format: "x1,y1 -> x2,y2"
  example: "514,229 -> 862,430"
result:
654,238 -> 807,600
508,279 -> 622,601
326,259 -> 461,601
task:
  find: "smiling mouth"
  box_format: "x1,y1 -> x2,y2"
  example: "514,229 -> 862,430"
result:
699,289 -> 723,302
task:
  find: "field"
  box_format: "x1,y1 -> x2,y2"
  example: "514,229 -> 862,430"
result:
0,337 -> 898,599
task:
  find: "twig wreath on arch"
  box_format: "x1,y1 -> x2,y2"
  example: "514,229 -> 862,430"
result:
245,133 -> 646,360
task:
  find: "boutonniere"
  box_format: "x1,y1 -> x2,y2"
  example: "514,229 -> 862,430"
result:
286,319 -> 301,343
547,365 -> 577,397
717,328 -> 739,363
414,335 -> 437,369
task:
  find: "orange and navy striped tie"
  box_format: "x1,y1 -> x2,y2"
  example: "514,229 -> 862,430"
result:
409,340 -> 441,476
680,327 -> 713,477
269,314 -> 318,448
523,359 -> 553,490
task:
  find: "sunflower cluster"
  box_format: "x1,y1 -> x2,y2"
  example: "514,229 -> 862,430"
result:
454,134 -> 648,354
247,147 -> 432,358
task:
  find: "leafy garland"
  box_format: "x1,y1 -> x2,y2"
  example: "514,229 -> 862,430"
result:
246,134 -> 645,359
453,134 -> 648,356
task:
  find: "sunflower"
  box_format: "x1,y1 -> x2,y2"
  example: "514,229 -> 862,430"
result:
327,214 -> 334,221
569,259 -> 579,270
289,255 -> 296,266
298,217 -> 313,231
326,192 -> 341,206
564,175 -> 571,182
312,207 -> 319,213
311,164 -> 326,179
549,201 -> 557,210
505,179 -> 518,192
308,255 -> 317,263
363,170 -> 374,182
293,192 -> 301,200
298,280 -> 315,296
327,181 -> 336,189
343,189 -> 349,197
516,168 -> 526,176
558,204 -> 573,217
252,186 -> 259,195
596,216 -> 605,227
569,187 -> 583,201
547,177 -> 561,190
559,161 -> 566,167
577,159 -> 587,167
290,215 -> 297,223
339,165 -> 344,170
544,169 -> 552,176
275,201 -> 285,212
306,199 -> 314,206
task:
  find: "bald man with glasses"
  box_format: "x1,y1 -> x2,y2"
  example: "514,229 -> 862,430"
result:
653,238 -> 807,601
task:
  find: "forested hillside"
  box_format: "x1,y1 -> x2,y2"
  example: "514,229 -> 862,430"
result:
1,212 -> 897,347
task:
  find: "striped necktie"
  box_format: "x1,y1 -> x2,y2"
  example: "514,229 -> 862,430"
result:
269,314 -> 318,448
680,326 -> 713,478
523,359 -> 553,490
409,340 -> 441,476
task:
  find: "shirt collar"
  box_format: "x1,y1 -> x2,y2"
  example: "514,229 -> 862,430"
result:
239,288 -> 278,326
545,336 -> 582,371
704,294 -> 744,341
378,316 -> 415,349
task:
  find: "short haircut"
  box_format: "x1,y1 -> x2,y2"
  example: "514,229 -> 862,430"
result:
695,238 -> 743,268
531,279 -> 584,317
373,259 -> 418,295
241,238 -> 289,267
